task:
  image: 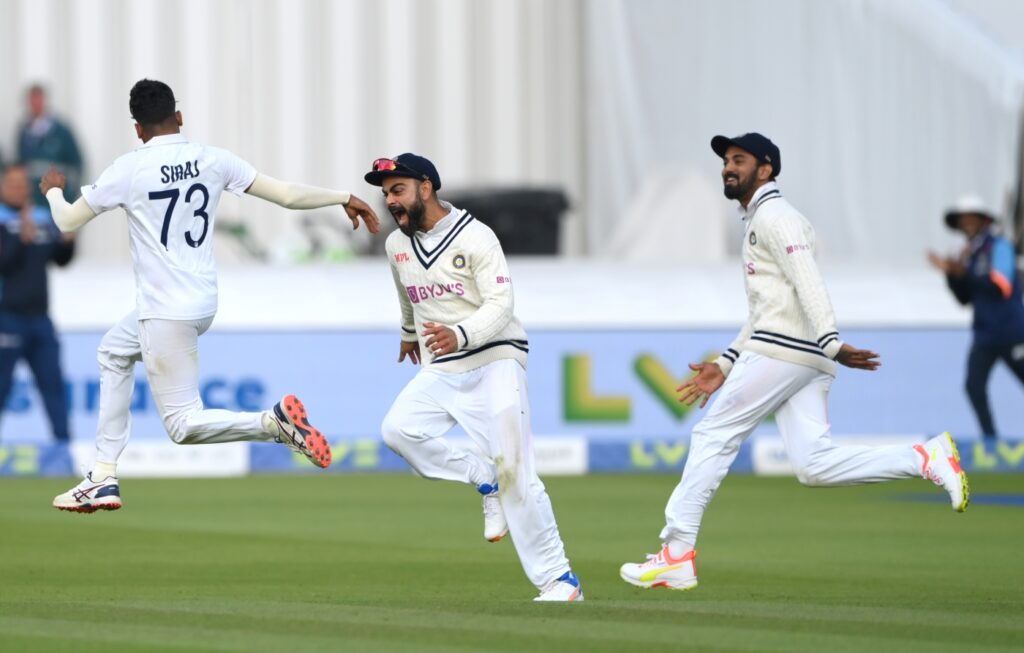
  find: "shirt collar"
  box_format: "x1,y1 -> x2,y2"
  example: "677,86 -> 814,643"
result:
738,181 -> 781,221
136,133 -> 189,150
422,201 -> 460,235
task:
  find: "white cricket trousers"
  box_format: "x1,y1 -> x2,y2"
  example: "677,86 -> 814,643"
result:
94,310 -> 272,464
660,351 -> 922,547
380,358 -> 572,590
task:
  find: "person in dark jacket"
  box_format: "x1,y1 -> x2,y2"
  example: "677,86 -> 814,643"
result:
0,163 -> 75,441
17,84 -> 83,207
928,195 -> 1024,440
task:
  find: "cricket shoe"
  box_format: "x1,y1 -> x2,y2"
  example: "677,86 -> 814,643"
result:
479,483 -> 508,542
53,472 -> 122,513
266,395 -> 332,468
915,432 -> 969,512
620,544 -> 698,590
534,571 -> 584,602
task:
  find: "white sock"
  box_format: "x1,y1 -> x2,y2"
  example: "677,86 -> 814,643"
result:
92,460 -> 117,480
261,411 -> 279,437
667,539 -> 694,558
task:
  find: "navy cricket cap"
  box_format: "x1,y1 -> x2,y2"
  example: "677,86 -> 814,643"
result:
364,153 -> 441,190
711,132 -> 781,178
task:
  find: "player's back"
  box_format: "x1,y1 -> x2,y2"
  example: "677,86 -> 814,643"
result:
82,134 -> 256,320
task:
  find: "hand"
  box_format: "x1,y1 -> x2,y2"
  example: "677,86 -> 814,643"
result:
835,343 -> 880,371
926,250 -> 966,277
39,167 -> 66,196
19,209 -> 37,244
926,250 -> 949,272
676,362 -> 726,408
422,322 -> 458,357
398,340 -> 420,365
343,194 -> 381,234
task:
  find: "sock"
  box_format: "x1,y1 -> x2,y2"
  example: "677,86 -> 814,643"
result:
92,460 -> 117,480
667,539 -> 694,559
261,411 -> 279,437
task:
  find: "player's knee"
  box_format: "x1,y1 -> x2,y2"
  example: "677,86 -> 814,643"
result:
97,347 -> 133,375
792,461 -> 827,487
794,467 -> 818,486
165,420 -> 190,444
380,413 -> 412,452
162,408 -> 198,445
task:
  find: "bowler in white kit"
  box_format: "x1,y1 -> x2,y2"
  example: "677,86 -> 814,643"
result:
619,133 -> 970,592
42,79 -> 380,512
367,154 -> 583,602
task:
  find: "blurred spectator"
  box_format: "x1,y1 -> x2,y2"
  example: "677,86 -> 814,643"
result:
927,195 -> 1024,440
0,163 -> 75,442
17,84 -> 83,207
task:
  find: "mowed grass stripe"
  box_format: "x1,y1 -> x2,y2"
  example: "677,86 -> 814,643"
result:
1,474 -> 1021,652
1,605 -> 1017,653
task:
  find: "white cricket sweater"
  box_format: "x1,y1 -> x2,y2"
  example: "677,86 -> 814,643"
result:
713,182 -> 845,377
386,202 -> 528,373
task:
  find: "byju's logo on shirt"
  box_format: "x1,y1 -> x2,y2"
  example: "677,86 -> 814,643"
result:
406,282 -> 466,304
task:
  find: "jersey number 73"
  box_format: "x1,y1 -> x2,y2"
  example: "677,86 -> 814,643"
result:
148,183 -> 211,250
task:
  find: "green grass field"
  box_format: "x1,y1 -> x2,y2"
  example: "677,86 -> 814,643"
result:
1,473 -> 1022,653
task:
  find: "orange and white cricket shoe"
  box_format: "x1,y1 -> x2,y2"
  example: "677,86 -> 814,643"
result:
265,395 -> 332,468
915,432 -> 969,512
620,544 -> 698,590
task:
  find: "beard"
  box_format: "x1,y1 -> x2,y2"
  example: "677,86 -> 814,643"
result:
392,195 -> 427,237
722,171 -> 757,200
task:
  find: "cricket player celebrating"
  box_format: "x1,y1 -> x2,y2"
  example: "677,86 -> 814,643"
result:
620,133 -> 969,591
44,79 -> 380,512
367,154 -> 582,602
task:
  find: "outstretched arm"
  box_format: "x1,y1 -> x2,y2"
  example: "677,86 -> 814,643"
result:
41,167 -> 97,233
245,174 -> 380,233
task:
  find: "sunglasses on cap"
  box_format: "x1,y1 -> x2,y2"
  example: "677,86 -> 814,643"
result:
372,158 -> 399,172
372,157 -> 430,179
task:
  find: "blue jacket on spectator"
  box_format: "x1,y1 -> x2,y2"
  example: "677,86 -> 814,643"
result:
0,204 -> 75,311
946,230 -> 1024,347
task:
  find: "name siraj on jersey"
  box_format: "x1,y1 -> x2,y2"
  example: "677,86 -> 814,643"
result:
160,160 -> 201,184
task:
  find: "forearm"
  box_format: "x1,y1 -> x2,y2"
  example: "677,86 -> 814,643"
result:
454,297 -> 513,349
390,265 -> 418,341
713,320 -> 753,376
945,274 -> 971,304
769,223 -> 843,359
245,173 -> 351,210
791,273 -> 844,358
53,240 -> 75,267
45,190 -> 96,232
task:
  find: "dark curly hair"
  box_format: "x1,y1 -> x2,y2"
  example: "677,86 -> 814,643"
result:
129,79 -> 176,126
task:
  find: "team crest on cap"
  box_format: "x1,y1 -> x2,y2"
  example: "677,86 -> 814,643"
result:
749,231 -> 757,246
452,254 -> 466,269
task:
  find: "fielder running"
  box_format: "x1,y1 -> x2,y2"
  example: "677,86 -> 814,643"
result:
367,154 -> 583,602
620,132 -> 969,591
44,79 -> 380,512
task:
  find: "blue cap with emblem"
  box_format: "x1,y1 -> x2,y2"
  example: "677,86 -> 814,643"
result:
711,133 -> 781,179
365,153 -> 442,190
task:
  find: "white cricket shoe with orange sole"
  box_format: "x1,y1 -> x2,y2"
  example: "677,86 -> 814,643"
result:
915,431 -> 969,512
620,544 -> 698,591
